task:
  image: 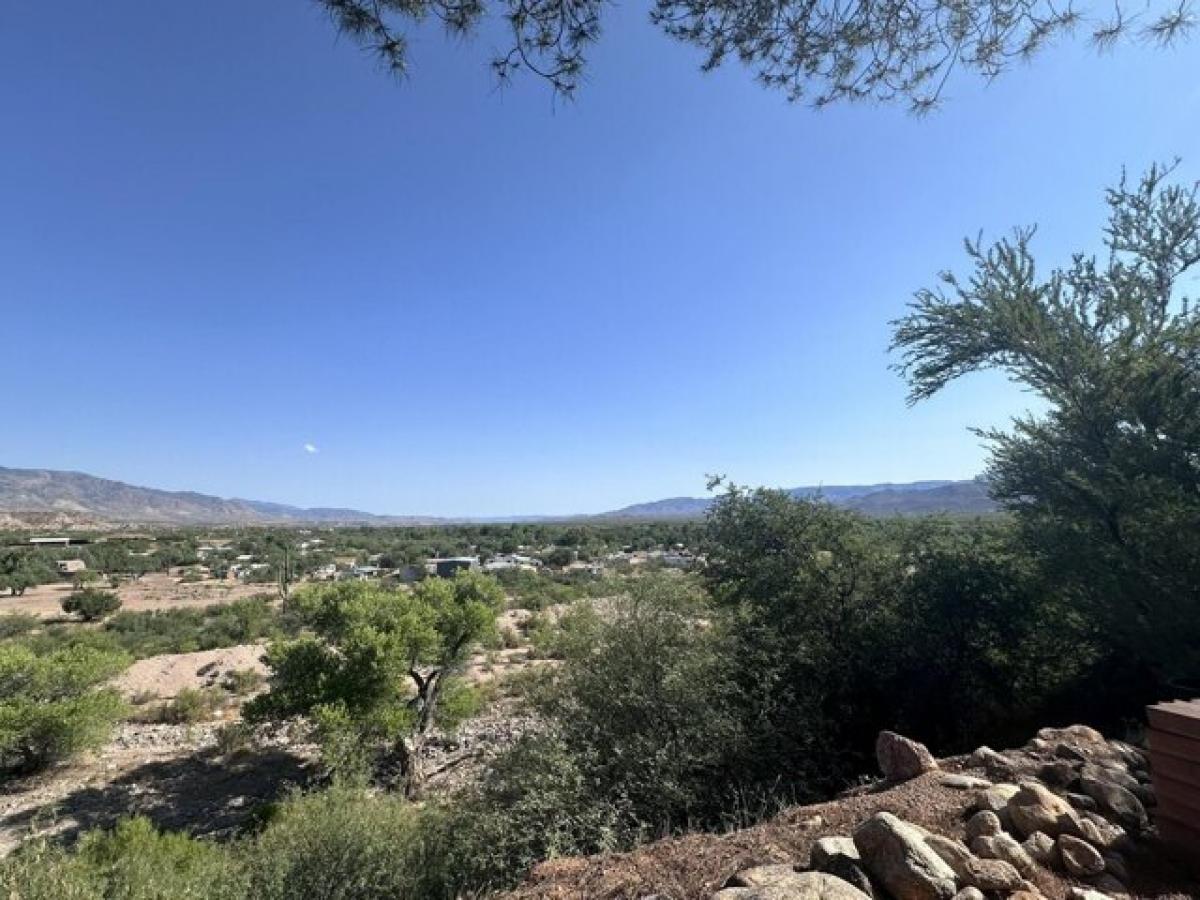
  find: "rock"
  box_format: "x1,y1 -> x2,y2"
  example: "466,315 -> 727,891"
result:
964,810 -> 1001,842
1108,740 -> 1147,772
1077,814 -> 1127,850
1009,892 -> 1044,900
1040,760 -> 1080,788
1089,874 -> 1129,897
938,774 -> 990,790
961,857 -> 1024,892
1067,890 -> 1116,900
1065,792 -> 1098,812
1079,774 -> 1147,833
1039,725 -> 1105,744
972,783 -> 1020,829
1101,851 -> 1129,883
924,835 -> 974,878
1055,743 -> 1088,762
1006,782 -> 1083,838
1022,831 -> 1057,867
967,746 -> 1017,778
854,812 -> 957,900
1058,834 -> 1105,877
812,837 -> 860,869
713,871 -> 873,900
729,865 -> 803,888
1081,763 -> 1139,793
1130,783 -> 1155,807
951,890 -> 984,900
969,833 -> 1037,878
876,731 -> 938,780
822,857 -> 875,899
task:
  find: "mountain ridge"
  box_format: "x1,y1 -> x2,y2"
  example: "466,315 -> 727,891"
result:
0,466 -> 996,526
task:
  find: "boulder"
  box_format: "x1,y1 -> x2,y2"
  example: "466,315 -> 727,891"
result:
1067,890 -> 1116,900
967,747 -> 1018,778
1065,792 -> 1098,812
1079,774 -> 1147,833
959,857 -> 1025,892
822,856 -> 875,899
854,813 -> 957,900
1081,763 -> 1139,793
1040,760 -> 1080,788
1057,834 -> 1105,877
951,890 -> 984,900
811,837 -> 860,869
712,871 -> 873,900
1006,782 -> 1083,838
1077,815 -> 1127,850
923,835 -> 974,878
969,833 -> 1037,878
938,774 -> 990,790
876,732 -> 938,780
964,810 -> 1001,843
729,865 -> 803,888
1022,831 -> 1058,867
1102,851 -> 1129,883
972,783 -> 1020,829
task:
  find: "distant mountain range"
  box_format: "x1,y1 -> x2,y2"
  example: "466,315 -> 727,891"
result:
0,466 -> 997,527
0,467 -> 445,527
601,479 -> 996,519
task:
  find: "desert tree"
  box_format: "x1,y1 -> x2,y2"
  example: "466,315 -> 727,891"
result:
316,0 -> 1193,108
892,164 -> 1200,685
247,571 -> 504,794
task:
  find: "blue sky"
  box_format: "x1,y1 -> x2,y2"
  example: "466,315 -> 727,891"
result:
1,2 -> 1197,516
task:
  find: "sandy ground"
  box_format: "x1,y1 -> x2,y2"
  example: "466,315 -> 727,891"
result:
2,574 -> 270,619
115,644 -> 269,701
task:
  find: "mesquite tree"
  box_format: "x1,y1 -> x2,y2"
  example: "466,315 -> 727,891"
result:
248,571 -> 504,794
892,164 -> 1200,685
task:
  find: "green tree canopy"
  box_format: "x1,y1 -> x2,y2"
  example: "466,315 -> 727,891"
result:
892,164 -> 1200,685
247,571 -> 505,793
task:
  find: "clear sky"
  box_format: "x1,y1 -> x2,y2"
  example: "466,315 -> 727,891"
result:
1,3 -> 1197,516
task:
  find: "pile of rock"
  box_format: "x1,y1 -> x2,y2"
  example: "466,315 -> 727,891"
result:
712,725 -> 1155,900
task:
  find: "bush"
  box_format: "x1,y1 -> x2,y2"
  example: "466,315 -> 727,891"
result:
0,818 -> 245,899
222,667 -> 265,696
62,588 -> 122,622
242,784 -> 451,900
0,643 -> 129,773
0,613 -> 40,639
157,688 -> 224,725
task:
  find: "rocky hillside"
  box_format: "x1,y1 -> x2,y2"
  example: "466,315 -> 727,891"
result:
503,726 -> 1198,900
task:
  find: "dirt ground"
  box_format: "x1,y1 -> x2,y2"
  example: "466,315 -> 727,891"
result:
4,574 -> 269,619
0,722 -> 313,855
115,644 -> 269,701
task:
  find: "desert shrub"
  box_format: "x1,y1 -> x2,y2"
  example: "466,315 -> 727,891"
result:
445,730 -> 637,892
0,613 -> 40,639
62,588 -> 122,622
0,818 -> 245,900
214,722 -> 254,758
74,817 -> 246,899
222,667 -> 265,695
101,596 -> 281,658
241,784 -> 452,900
0,643 -> 129,773
157,687 -> 224,724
